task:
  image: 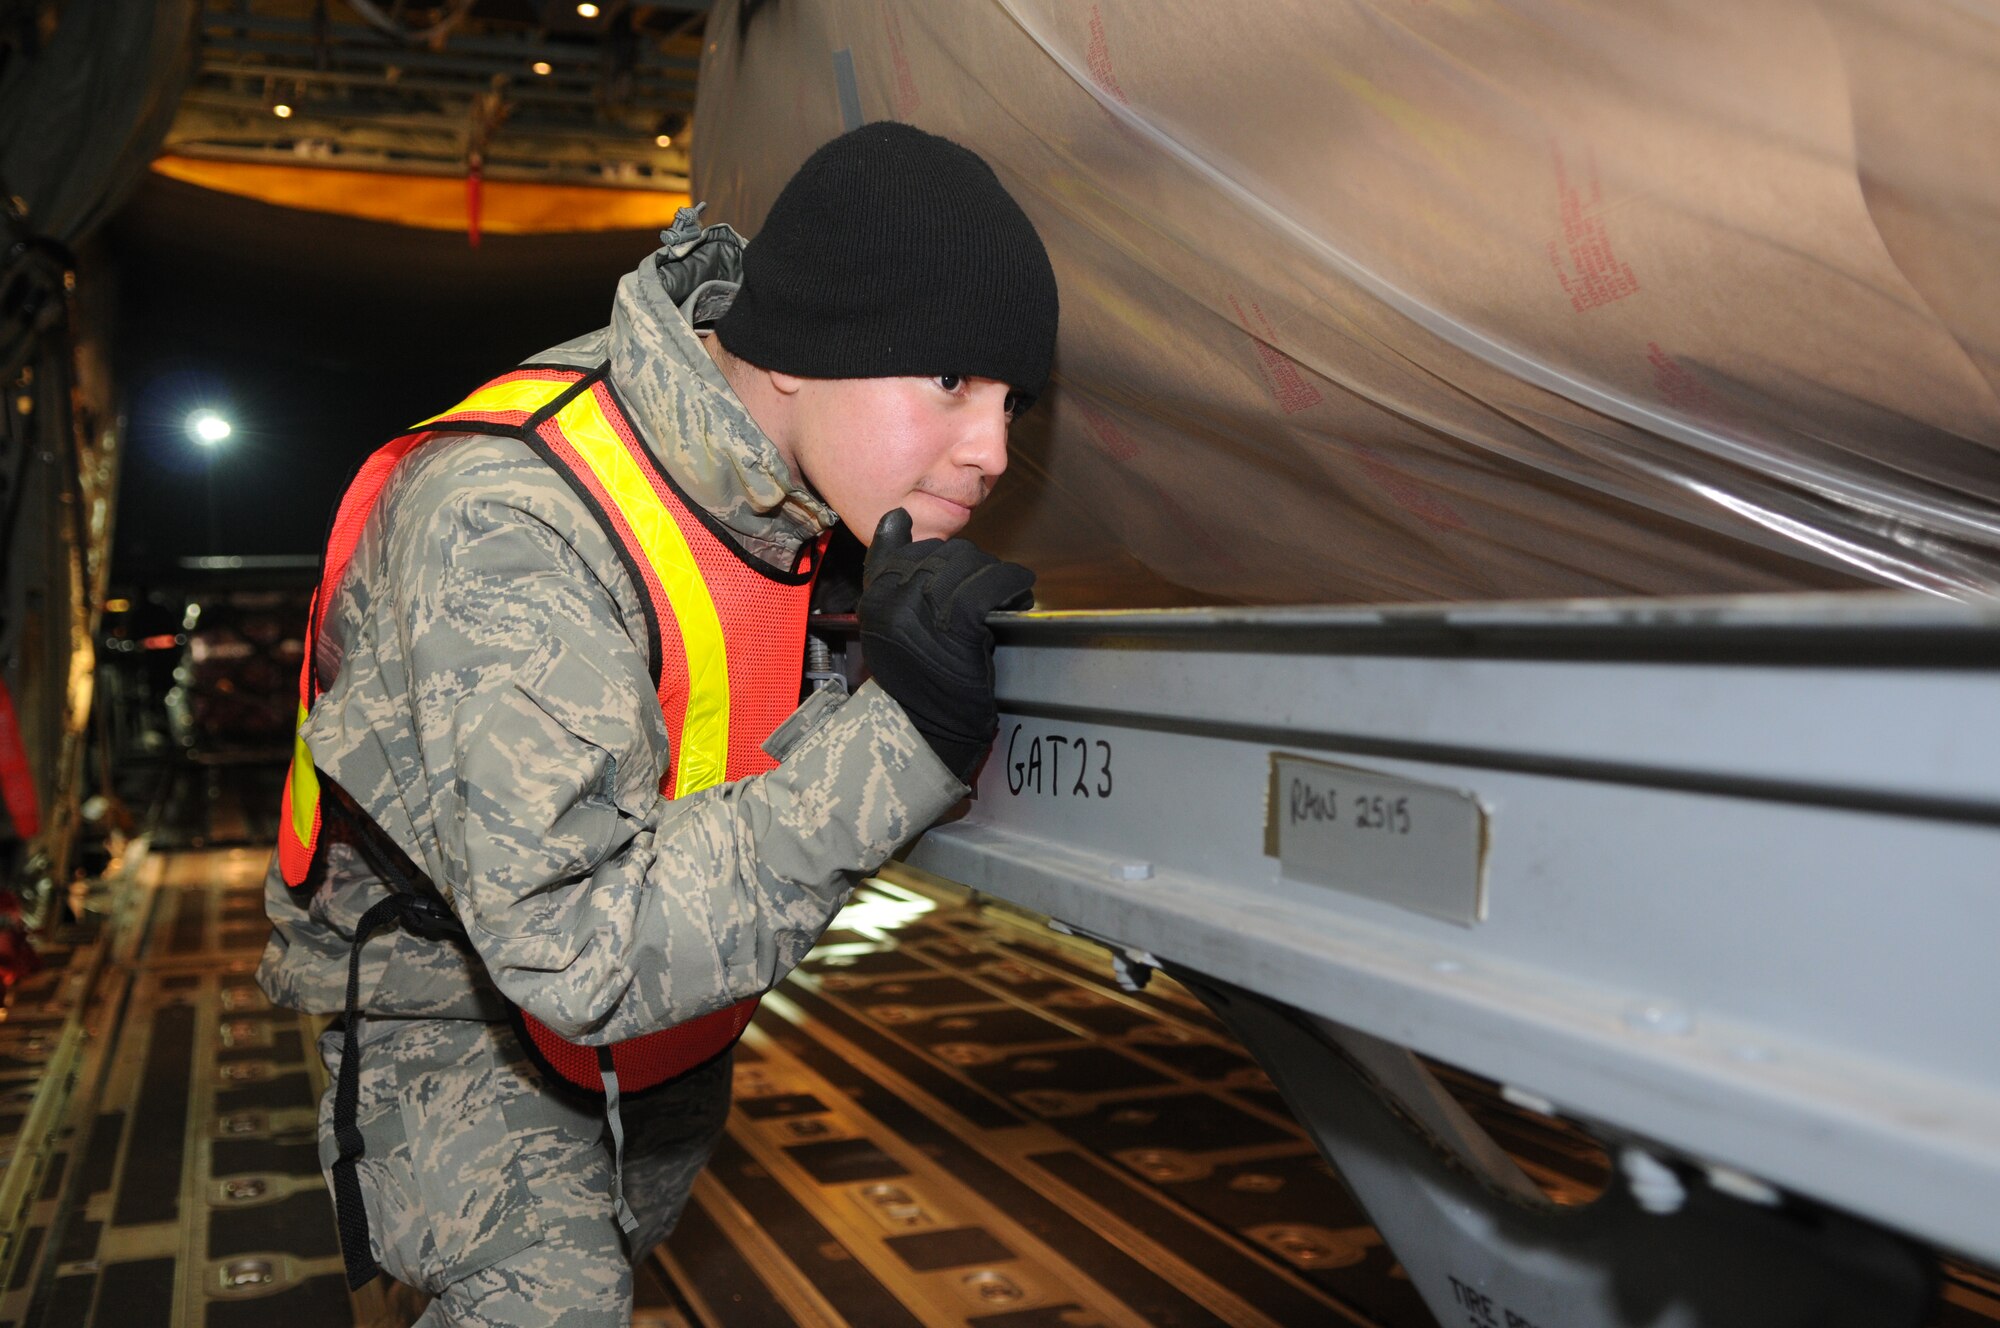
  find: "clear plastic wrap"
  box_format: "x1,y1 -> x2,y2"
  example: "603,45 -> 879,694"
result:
694,0 -> 2000,606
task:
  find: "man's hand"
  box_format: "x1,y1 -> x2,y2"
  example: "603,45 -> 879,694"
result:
858,508 -> 1035,782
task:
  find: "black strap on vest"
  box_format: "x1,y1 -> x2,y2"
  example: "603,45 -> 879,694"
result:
332,888 -> 466,1288
329,808 -> 469,1289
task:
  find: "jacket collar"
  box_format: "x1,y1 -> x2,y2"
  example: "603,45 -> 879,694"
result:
537,234 -> 835,566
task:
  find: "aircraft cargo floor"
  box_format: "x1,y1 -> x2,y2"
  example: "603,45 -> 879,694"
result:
0,775 -> 1995,1327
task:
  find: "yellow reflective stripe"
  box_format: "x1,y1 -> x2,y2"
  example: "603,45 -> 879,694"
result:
410,376 -> 576,428
550,389 -> 731,797
289,701 -> 319,844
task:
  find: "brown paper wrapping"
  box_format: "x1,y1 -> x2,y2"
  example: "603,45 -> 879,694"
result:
694,0 -> 2000,607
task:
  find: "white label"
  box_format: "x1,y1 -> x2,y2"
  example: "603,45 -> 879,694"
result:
1269,755 -> 1488,926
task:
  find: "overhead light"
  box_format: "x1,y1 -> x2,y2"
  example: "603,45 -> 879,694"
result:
531,60 -> 552,76
273,103 -> 294,118
577,2 -> 600,15
187,409 -> 231,446
104,598 -> 131,614
655,134 -> 672,148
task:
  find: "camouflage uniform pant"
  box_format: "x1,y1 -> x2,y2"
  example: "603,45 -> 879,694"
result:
317,1017 -> 732,1326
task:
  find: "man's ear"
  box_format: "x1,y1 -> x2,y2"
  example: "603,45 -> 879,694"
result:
767,368 -> 806,397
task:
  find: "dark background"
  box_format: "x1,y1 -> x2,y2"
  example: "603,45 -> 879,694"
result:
104,174 -> 665,582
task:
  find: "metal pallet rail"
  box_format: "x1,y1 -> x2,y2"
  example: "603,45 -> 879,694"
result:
871,591 -> 2000,1327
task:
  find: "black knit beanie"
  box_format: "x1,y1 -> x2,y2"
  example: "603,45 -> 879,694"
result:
715,122 -> 1059,400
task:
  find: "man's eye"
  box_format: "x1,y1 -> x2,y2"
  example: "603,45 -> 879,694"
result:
934,374 -> 964,392
1003,391 -> 1032,420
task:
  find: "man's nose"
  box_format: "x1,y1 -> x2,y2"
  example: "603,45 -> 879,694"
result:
960,389 -> 1012,477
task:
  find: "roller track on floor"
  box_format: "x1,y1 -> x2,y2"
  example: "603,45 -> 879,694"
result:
0,767 -> 1992,1327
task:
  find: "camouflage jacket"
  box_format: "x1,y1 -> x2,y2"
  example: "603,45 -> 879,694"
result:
256,219 -> 967,1042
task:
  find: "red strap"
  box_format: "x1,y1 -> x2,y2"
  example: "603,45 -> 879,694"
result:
521,998 -> 758,1094
0,676 -> 37,840
466,165 -> 483,250
303,432 -> 432,705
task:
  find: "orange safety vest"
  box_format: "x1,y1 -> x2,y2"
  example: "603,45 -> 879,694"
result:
279,363 -> 826,1096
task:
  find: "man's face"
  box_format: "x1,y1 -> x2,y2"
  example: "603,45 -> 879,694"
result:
785,374 -> 1018,544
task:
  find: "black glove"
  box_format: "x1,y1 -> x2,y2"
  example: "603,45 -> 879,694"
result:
858,508 -> 1036,782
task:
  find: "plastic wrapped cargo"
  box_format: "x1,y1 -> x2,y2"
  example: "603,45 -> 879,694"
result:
693,0 -> 2000,607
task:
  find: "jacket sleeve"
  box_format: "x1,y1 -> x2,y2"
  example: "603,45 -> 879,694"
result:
302,437 -> 968,1043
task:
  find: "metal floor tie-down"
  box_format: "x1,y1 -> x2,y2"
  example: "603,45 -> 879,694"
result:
0,838 -> 1994,1327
